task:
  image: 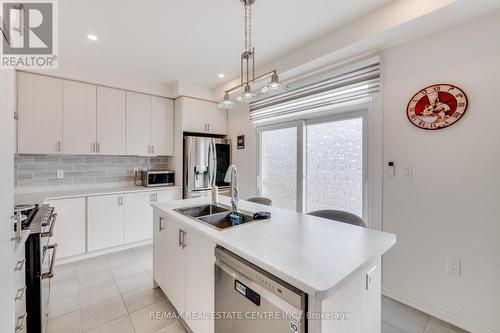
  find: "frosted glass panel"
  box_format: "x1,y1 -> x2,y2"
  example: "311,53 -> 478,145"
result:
261,127 -> 297,210
306,118 -> 363,217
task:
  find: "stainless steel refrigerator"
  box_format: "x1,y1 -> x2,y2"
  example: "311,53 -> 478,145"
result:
183,136 -> 231,198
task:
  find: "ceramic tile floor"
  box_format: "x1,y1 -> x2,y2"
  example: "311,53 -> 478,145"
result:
48,244 -> 469,333
382,296 -> 470,333
47,245 -> 187,333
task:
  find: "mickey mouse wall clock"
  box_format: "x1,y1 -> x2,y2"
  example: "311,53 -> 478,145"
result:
406,84 -> 468,130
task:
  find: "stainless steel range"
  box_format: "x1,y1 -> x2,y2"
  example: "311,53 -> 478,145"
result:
16,204 -> 57,333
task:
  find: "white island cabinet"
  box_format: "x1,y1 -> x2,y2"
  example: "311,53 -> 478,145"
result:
152,197 -> 396,333
153,210 -> 215,333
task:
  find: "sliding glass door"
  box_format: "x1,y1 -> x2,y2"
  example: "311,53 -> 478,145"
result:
258,113 -> 366,219
306,116 -> 364,217
260,124 -> 300,211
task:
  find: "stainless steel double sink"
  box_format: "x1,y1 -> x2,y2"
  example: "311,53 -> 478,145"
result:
174,204 -> 256,230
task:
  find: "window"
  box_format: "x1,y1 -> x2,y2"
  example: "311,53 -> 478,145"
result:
258,112 -> 367,220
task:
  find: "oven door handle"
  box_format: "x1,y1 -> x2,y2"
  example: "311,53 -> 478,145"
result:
42,243 -> 57,279
41,212 -> 57,238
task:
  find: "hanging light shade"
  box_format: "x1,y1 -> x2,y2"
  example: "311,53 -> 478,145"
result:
217,93 -> 236,109
216,0 -> 283,109
236,84 -> 257,103
261,72 -> 283,93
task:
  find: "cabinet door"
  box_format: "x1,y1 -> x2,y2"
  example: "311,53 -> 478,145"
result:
151,96 -> 174,156
184,227 -> 216,333
182,97 -> 227,135
123,191 -> 154,243
17,72 -> 63,154
206,103 -> 228,135
153,211 -> 166,289
87,195 -> 124,251
97,87 -> 126,155
163,216 -> 185,313
181,97 -> 208,133
126,92 -> 151,156
62,80 -> 97,154
156,189 -> 181,203
46,198 -> 86,259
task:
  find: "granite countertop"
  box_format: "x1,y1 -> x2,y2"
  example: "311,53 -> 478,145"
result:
15,185 -> 182,205
153,196 -> 396,300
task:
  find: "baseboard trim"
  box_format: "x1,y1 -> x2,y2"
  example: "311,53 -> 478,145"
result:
55,239 -> 152,265
382,287 -> 497,333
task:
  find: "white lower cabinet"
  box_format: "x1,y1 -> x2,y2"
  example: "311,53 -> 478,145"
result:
87,194 -> 125,251
123,191 -> 154,243
154,211 -> 215,333
46,198 -> 86,258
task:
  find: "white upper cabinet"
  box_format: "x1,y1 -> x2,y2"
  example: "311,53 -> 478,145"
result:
181,97 -> 228,135
97,87 -> 126,155
126,92 -> 152,156
17,73 -> 174,157
151,96 -> 174,156
17,72 -> 63,154
62,80 -> 97,154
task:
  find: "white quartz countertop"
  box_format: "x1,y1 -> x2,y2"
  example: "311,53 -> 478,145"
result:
15,185 -> 182,205
153,196 -> 396,300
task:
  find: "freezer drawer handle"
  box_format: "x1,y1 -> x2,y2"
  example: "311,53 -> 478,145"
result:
15,313 -> 27,332
42,243 -> 58,279
41,213 -> 57,238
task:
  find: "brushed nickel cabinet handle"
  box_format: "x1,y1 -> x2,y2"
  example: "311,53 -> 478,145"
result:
181,230 -> 187,249
56,141 -> 61,152
14,259 -> 25,271
91,143 -> 95,152
178,229 -> 182,247
97,142 -> 100,153
159,216 -> 164,231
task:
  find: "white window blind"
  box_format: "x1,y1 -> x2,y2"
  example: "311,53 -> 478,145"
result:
250,59 -> 380,122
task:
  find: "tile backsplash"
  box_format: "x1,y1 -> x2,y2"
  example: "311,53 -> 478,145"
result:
15,154 -> 170,188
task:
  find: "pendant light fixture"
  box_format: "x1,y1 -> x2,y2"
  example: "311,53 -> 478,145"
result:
217,0 -> 283,109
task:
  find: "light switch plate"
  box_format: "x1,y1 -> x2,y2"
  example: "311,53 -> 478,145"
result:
56,169 -> 64,179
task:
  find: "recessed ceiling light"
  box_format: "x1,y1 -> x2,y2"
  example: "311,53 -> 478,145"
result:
218,73 -> 225,78
87,34 -> 98,41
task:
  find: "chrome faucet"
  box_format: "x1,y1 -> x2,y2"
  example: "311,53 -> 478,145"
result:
224,164 -> 239,212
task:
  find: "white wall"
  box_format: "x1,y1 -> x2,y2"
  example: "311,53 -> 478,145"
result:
0,69 -> 16,332
226,10 -> 500,333
227,104 -> 257,199
381,10 -> 500,333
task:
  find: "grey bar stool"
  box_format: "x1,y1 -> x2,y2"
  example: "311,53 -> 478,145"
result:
246,197 -> 273,206
307,209 -> 366,228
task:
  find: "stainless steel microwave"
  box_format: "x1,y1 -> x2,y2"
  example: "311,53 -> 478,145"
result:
141,170 -> 175,187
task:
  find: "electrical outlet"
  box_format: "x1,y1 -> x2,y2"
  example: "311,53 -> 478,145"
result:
133,167 -> 139,176
56,169 -> 64,179
446,258 -> 462,276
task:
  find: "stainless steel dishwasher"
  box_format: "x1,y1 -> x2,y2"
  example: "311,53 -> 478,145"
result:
215,246 -> 306,333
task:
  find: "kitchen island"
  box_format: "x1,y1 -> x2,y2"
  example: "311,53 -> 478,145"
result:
152,196 -> 396,333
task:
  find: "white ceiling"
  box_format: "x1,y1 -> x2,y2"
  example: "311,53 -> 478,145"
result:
58,0 -> 394,88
